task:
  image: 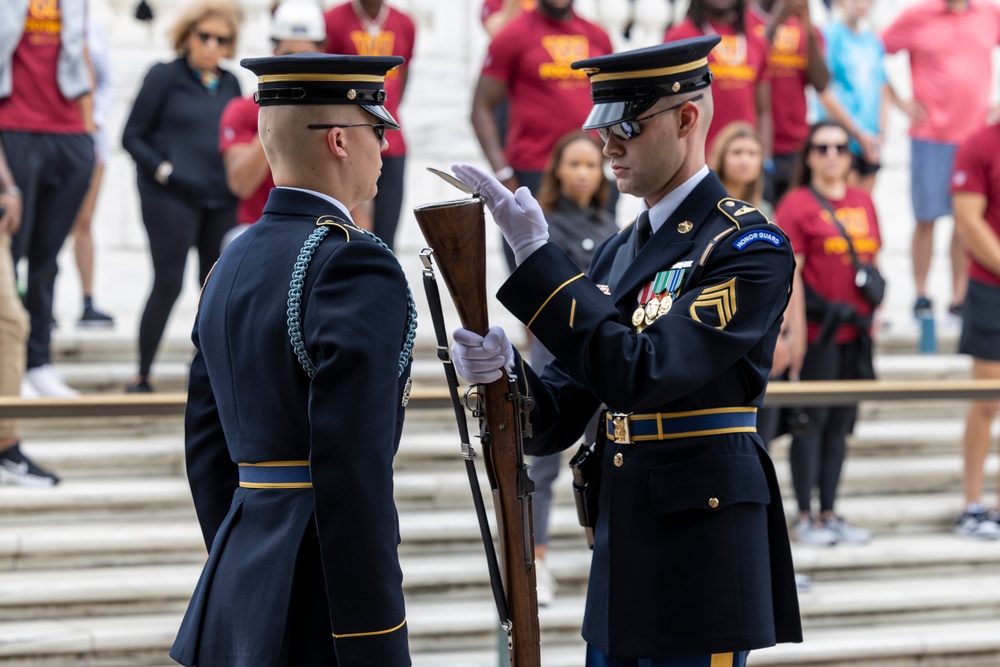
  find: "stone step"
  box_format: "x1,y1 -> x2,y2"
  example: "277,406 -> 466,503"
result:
0,571 -> 998,655
412,618 -> 1000,667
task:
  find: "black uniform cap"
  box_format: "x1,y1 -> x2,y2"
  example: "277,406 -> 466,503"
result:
240,53 -> 404,129
571,35 -> 721,130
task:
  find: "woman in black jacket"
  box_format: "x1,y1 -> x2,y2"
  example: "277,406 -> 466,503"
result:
122,0 -> 241,393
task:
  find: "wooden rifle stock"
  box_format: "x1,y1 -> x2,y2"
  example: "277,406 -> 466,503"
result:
414,197 -> 541,667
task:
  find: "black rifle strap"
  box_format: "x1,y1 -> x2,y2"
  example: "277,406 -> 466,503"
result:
420,251 -> 513,632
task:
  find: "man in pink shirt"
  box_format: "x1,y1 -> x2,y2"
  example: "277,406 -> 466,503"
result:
882,0 -> 1000,319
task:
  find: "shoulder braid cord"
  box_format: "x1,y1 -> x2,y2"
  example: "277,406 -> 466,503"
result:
287,215 -> 417,378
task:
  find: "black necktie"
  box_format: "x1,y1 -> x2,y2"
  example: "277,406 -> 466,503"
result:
634,210 -> 652,256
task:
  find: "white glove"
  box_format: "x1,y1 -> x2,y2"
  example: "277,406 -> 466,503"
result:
451,163 -> 549,264
451,326 -> 514,384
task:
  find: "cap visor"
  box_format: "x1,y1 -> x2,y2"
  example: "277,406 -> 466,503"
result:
362,104 -> 400,130
581,99 -> 658,130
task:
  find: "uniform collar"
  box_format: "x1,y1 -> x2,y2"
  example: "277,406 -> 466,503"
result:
274,187 -> 356,224
643,166 -> 710,235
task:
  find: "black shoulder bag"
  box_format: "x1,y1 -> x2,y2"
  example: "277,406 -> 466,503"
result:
808,185 -> 885,307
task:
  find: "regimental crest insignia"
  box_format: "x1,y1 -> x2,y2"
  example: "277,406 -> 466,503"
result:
689,277 -> 737,330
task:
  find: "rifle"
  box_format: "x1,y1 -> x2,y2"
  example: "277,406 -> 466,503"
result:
414,195 -> 541,667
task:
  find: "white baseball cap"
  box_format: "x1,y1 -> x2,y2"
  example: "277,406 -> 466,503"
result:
271,1 -> 326,43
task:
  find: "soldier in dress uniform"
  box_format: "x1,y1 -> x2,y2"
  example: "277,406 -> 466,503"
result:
448,36 -> 802,666
170,53 -> 415,667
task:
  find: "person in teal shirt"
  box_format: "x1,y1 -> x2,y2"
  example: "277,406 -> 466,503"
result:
818,0 -> 890,193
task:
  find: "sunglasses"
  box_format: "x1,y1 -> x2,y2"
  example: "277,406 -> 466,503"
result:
598,94 -> 705,143
193,31 -> 232,47
307,123 -> 387,143
810,143 -> 850,156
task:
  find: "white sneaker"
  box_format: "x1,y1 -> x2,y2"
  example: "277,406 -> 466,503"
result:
791,517 -> 838,547
25,365 -> 78,398
19,376 -> 40,399
534,558 -> 557,607
823,516 -> 873,545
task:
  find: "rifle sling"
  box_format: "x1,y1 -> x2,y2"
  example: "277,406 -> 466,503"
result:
420,260 -> 514,632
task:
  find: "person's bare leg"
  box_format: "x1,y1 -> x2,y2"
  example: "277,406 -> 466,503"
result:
962,358 -> 1000,505
912,221 -> 935,301
72,163 -> 104,299
950,223 -> 970,310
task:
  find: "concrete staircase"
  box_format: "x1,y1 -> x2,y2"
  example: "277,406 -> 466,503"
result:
0,329 -> 998,667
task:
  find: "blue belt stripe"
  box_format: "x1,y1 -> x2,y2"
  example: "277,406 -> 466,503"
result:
238,464 -> 312,486
607,410 -> 757,441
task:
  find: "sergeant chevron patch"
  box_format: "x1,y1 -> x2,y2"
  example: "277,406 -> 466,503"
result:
689,278 -> 737,330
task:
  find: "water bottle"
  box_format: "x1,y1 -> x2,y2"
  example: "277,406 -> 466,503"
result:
917,305 -> 936,354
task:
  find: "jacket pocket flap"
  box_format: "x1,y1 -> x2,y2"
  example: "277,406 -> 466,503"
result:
650,454 -> 770,516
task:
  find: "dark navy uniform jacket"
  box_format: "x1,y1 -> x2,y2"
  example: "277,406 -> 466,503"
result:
496,171 -> 803,659
170,188 -> 412,667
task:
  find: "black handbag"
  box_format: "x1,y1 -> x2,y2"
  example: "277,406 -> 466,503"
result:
808,186 -> 885,307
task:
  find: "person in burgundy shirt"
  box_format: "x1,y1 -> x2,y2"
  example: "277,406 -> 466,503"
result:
0,0 -> 94,399
666,0 -> 771,157
775,120 -> 879,548
471,0 -> 612,270
219,0 -> 327,248
324,0 -> 415,250
747,0 -> 830,204
882,0 -> 1000,318
951,123 -> 1000,539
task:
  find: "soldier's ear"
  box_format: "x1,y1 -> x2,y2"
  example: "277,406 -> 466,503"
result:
324,127 -> 349,159
677,103 -> 700,139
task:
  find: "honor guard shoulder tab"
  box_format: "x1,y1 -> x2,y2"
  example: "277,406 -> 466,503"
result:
717,198 -> 770,230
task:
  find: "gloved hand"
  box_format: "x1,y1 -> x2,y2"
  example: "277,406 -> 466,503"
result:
451,326 -> 514,384
451,163 -> 549,265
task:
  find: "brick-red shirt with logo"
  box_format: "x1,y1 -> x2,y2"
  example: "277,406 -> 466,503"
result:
324,2 -> 415,158
666,20 -> 768,153
776,186 -> 881,343
482,9 -> 612,172
0,0 -> 84,133
747,10 -> 824,155
219,96 -> 272,225
952,123 -> 1000,287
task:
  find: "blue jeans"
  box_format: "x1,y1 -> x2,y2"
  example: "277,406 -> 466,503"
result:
585,645 -> 749,667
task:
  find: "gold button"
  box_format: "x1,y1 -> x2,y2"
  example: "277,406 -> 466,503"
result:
725,201 -> 735,207
708,497 -> 720,509
613,452 -> 624,467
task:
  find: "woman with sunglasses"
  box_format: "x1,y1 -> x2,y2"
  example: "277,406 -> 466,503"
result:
122,0 -> 242,393
774,119 -> 880,547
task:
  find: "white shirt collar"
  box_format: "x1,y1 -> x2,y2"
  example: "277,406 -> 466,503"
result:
278,186 -> 356,224
642,166 -> 710,234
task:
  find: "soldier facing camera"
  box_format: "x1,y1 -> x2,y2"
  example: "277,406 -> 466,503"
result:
449,36 -> 802,666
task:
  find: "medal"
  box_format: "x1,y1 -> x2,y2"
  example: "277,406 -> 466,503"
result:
658,294 -> 673,316
645,296 -> 660,320
632,307 -> 645,327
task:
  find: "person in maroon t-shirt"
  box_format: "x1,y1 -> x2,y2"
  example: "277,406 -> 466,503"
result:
219,0 -> 327,248
324,0 -> 415,250
747,0 -> 829,204
666,0 -> 771,157
471,0 -> 612,269
775,120 -> 879,548
951,123 -> 1000,539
